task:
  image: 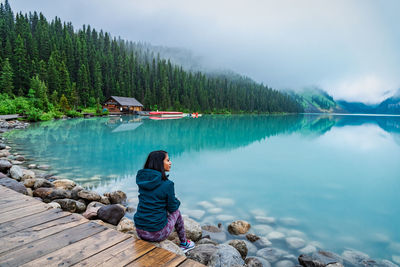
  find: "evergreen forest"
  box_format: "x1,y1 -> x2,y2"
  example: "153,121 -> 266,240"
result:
0,0 -> 303,120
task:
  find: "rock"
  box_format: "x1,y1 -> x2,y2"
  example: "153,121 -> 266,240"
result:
11,160 -> 23,165
202,225 -> 221,233
215,214 -> 235,221
197,238 -> 218,245
117,217 -> 135,232
341,250 -> 369,265
299,245 -> 317,254
87,201 -> 106,210
71,186 -> 84,200
37,164 -> 51,170
252,224 -> 274,235
228,220 -> 251,235
186,244 -> 217,265
10,165 -> 23,180
52,179 -> 76,190
97,204 -> 125,225
0,150 -> 10,158
78,190 -> 101,201
0,143 -> 6,150
28,164 -> 37,169
246,257 -> 271,267
243,240 -> 258,254
208,244 -> 245,267
275,260 -> 295,267
104,190 -> 127,204
26,187 -> 33,197
150,240 -> 184,256
48,202 -> 61,209
286,237 -> 306,249
255,237 -> 273,247
247,233 -> 260,242
185,209 -> 205,220
212,197 -> 235,206
198,200 -> 215,209
23,178 -> 36,188
22,169 -> 35,180
202,226 -> 226,243
208,208 -> 223,214
228,239 -> 247,259
256,247 -> 289,263
100,195 -> 111,205
0,159 -> 12,172
360,259 -> 398,267
183,215 -> 202,241
82,206 -> 101,219
267,231 -> 285,240
53,199 -> 86,213
0,177 -> 28,195
255,216 -> 276,224
33,178 -> 54,189
0,172 -> 8,179
298,251 -> 344,267
15,155 -> 25,161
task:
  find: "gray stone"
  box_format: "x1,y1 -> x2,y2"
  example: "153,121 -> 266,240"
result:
23,178 -> 36,188
246,257 -> 271,267
104,190 -> 127,204
183,215 -> 202,242
28,164 -> 37,169
15,155 -> 25,161
286,237 -> 306,249
243,240 -> 258,254
202,225 -> 226,243
186,244 -> 217,265
153,239 -> 185,256
255,237 -> 272,247
255,216 -> 276,224
33,188 -> 72,202
37,164 -> 51,170
185,209 -> 205,220
22,169 -> 35,180
71,186 -> 84,200
252,224 -> 274,235
341,250 -> 369,265
48,202 -> 61,209
298,251 -> 344,267
99,195 -> 110,205
0,172 -> 8,179
53,199 -> 86,213
26,187 -> 33,197
33,178 -> 54,189
275,260 -> 295,267
256,247 -> 289,263
208,244 -> 245,267
78,190 -> 101,201
0,159 -> 12,172
246,233 -> 260,242
52,179 -> 76,190
228,220 -> 251,235
0,177 -> 28,195
0,143 -> 6,150
87,201 -> 106,210
267,231 -> 285,240
10,165 -> 23,180
228,239 -> 247,259
202,225 -> 221,233
197,238 -> 218,245
0,150 -> 10,158
11,160 -> 23,165
97,204 -> 125,225
117,217 -> 135,232
299,245 -> 317,254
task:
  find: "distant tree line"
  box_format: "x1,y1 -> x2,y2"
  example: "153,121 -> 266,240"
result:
0,0 -> 303,114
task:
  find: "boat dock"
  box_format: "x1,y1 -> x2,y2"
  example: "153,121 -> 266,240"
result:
0,185 -> 204,267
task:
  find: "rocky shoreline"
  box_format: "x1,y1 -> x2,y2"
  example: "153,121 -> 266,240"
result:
1,118 -> 399,267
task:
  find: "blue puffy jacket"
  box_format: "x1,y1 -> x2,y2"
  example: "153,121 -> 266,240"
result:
133,169 -> 181,232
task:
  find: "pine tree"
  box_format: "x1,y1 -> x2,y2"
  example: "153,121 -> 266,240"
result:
59,94 -> 70,112
13,34 -> 29,95
0,58 -> 14,95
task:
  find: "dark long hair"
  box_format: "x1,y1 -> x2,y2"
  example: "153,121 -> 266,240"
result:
144,150 -> 169,181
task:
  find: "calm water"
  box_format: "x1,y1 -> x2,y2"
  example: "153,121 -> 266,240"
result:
5,114 -> 400,262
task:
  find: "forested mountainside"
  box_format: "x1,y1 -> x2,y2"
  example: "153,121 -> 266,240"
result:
0,0 -> 302,115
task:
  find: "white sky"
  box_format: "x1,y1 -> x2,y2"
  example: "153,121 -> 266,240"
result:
8,0 -> 400,104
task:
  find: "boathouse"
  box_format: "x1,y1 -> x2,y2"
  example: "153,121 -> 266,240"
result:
103,96 -> 143,114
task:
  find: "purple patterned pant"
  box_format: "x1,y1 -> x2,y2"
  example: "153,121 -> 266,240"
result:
136,209 -> 187,243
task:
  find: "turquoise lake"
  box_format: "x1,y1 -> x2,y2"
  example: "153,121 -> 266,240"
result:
5,114 -> 400,262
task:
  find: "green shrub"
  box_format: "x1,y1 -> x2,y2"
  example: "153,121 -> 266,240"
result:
14,97 -> 31,114
0,97 -> 16,114
39,112 -> 54,121
66,110 -> 83,118
26,108 -> 42,122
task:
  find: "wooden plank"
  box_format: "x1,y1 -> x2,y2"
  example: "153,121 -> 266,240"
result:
0,198 -> 41,213
0,214 -> 87,255
160,255 -> 187,267
0,202 -> 51,224
0,209 -> 70,238
0,221 -> 107,267
125,247 -> 180,267
20,228 -> 131,267
178,259 -> 207,267
74,238 -> 155,267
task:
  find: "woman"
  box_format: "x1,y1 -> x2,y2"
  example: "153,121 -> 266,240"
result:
133,150 -> 195,252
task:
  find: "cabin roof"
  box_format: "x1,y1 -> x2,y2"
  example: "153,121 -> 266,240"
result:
107,96 -> 143,107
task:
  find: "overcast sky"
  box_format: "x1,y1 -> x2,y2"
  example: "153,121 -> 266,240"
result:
9,0 -> 400,103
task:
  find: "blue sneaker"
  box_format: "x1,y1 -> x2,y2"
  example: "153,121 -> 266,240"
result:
179,239 -> 195,253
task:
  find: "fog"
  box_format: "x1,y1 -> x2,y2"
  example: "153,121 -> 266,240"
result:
8,0 -> 400,103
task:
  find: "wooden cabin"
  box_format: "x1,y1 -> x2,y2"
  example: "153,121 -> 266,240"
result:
103,96 -> 144,114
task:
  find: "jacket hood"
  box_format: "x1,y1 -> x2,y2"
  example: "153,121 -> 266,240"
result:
136,169 -> 163,190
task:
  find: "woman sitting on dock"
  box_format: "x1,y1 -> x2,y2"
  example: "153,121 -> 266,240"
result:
133,150 -> 195,252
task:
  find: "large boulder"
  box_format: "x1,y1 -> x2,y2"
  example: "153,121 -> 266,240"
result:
153,240 -> 185,256
201,225 -> 226,243
0,150 -> 10,158
10,165 -> 23,180
22,169 -> 35,180
87,201 -> 106,210
186,244 -> 217,265
246,257 -> 271,267
298,251 -> 344,267
78,189 -> 101,201
286,237 -> 306,249
53,199 -> 86,213
227,220 -> 251,235
197,238 -> 218,246
97,204 -> 125,225
52,179 -> 76,190
71,186 -> 84,200
228,239 -> 247,259
33,188 -> 71,202
183,215 -> 202,241
0,172 -> 7,179
208,244 -> 245,267
0,177 -> 28,195
23,178 -> 36,188
0,143 -> 6,150
257,247 -> 289,263
33,178 -> 54,189
0,159 -> 12,173
82,206 -> 101,219
99,195 -> 111,205
117,217 -> 135,232
104,190 -> 127,204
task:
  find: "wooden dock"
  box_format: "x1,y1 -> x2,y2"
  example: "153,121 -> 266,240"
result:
0,114 -> 19,121
0,185 -> 204,267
